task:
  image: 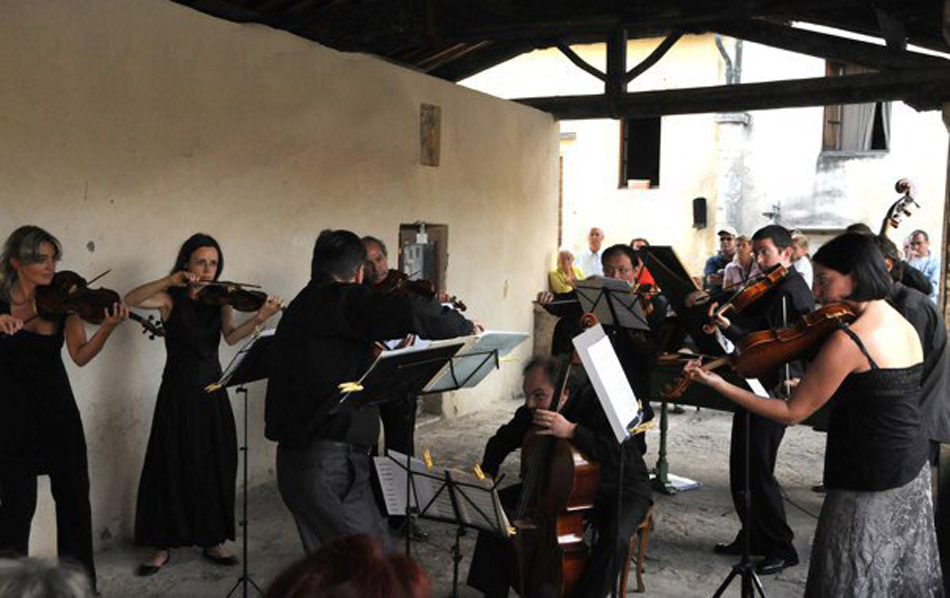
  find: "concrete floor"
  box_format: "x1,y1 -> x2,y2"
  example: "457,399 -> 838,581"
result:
96,398 -> 825,597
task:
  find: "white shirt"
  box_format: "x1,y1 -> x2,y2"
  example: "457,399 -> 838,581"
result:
793,256 -> 813,291
909,253 -> 941,304
576,248 -> 603,277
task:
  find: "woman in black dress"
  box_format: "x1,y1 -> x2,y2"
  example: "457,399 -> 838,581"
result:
0,225 -> 128,592
126,233 -> 282,575
687,233 -> 941,595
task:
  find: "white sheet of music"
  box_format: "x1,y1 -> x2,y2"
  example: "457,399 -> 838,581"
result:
448,470 -> 510,533
573,324 -> 641,444
373,451 -> 454,519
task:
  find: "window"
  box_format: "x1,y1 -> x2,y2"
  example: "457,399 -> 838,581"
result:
822,61 -> 890,152
619,117 -> 661,188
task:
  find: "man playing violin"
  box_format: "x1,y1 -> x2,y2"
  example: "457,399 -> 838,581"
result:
466,356 -> 652,598
705,224 -> 814,575
266,230 -> 476,554
538,244 -> 664,451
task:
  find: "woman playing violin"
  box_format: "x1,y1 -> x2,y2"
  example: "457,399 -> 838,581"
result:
686,232 -> 942,595
125,233 -> 282,576
0,225 -> 128,593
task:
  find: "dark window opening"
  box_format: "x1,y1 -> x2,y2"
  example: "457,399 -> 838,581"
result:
620,117 -> 661,188
822,61 -> 890,152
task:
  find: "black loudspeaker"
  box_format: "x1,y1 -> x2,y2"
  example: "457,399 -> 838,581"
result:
693,197 -> 707,229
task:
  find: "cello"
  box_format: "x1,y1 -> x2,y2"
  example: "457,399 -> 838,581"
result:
509,323 -> 600,598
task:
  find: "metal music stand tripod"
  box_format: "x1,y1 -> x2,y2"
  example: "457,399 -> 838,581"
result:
208,330 -> 275,598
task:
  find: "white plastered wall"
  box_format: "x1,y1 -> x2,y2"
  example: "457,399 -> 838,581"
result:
0,0 -> 558,553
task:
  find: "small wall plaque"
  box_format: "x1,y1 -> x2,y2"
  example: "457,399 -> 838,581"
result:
420,103 -> 441,167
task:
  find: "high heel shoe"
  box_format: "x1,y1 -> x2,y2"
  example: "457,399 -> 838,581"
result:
135,551 -> 170,577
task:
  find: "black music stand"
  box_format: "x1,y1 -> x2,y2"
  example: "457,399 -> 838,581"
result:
572,324 -> 647,598
332,341 -> 465,556
208,330 -> 275,598
374,456 -> 510,597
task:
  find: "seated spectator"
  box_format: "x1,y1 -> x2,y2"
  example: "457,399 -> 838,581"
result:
265,534 -> 429,598
723,234 -> 761,291
548,249 -> 584,293
704,226 -> 737,292
909,229 -> 941,304
790,231 -> 813,289
0,557 -> 92,598
577,227 -> 605,277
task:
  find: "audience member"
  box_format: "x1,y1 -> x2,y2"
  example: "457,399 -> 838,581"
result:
909,229 -> 941,304
629,237 -> 656,287
790,231 -> 813,290
265,534 -> 429,598
704,226 -> 737,292
722,234 -> 761,291
548,249 -> 584,293
577,227 -> 605,277
0,558 -> 92,598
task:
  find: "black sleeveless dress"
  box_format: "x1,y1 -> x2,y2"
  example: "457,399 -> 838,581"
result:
805,327 -> 942,597
134,288 -> 237,548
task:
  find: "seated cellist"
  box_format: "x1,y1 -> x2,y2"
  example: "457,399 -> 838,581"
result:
466,356 -> 653,597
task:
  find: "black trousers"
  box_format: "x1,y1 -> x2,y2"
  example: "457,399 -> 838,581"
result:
276,444 -> 393,554
729,410 -> 797,560
467,483 -> 651,597
0,463 -> 96,589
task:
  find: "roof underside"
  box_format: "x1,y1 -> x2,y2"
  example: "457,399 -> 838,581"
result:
170,0 -> 949,82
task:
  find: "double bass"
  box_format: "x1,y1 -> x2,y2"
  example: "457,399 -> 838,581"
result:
510,338 -> 600,597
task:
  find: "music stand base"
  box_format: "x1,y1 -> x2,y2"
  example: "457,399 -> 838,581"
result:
451,526 -> 466,598
225,387 -> 263,598
712,561 -> 767,598
226,575 -> 264,598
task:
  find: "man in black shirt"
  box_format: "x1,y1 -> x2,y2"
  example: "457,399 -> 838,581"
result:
265,229 -> 475,553
467,356 -> 652,597
708,225 -> 814,575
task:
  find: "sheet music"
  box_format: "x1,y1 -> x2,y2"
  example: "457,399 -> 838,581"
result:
573,324 -> 641,444
575,277 -> 649,331
373,451 -> 454,519
448,470 -> 511,534
424,331 -> 529,392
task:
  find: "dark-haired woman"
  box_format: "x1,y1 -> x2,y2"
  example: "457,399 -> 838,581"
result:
0,225 -> 128,591
126,234 -> 282,575
686,232 -> 942,595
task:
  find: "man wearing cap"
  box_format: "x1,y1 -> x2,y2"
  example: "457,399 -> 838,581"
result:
704,226 -> 737,293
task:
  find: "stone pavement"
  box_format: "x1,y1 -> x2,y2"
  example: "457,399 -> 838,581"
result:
96,398 -> 825,597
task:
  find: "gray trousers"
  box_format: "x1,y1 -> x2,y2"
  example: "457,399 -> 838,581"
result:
276,444 -> 393,554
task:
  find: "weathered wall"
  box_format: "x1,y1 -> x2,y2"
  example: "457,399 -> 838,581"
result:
0,0 -> 558,553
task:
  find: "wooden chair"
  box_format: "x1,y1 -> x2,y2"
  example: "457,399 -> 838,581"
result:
620,504 -> 654,594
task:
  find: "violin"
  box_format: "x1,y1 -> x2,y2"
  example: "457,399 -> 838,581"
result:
373,269 -> 467,311
192,281 -> 271,313
664,302 -> 857,398
702,264 -> 789,334
32,270 -> 165,339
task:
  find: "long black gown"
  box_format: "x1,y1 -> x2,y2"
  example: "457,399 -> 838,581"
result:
0,301 -> 97,587
135,288 -> 237,548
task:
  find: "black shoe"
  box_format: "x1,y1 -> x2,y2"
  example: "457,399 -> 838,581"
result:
670,405 -> 686,414
136,552 -> 170,577
713,540 -> 742,556
202,550 -> 239,566
811,484 -> 826,494
754,555 -> 799,575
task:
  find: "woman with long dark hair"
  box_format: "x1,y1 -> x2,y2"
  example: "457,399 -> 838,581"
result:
686,232 -> 942,595
0,225 -> 128,592
126,233 -> 282,575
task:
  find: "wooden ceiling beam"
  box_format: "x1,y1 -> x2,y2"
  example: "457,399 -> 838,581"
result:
712,19 -> 950,71
514,68 -> 950,119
